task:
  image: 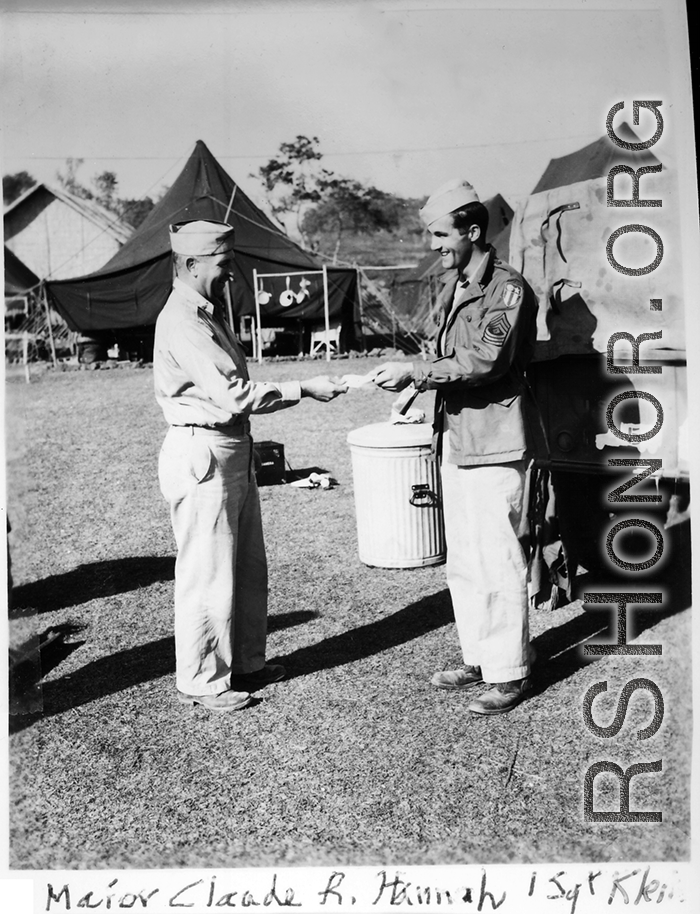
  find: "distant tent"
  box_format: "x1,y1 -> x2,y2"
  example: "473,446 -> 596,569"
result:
531,121 -> 660,194
46,140 -> 360,348
4,246 -> 39,298
4,183 -> 132,281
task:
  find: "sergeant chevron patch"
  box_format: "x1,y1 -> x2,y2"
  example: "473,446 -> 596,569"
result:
482,312 -> 511,346
501,281 -> 522,308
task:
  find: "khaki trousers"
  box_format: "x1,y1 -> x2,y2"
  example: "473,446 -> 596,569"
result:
159,426 -> 268,696
441,436 -> 530,684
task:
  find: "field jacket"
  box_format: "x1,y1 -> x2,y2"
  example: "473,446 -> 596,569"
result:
412,246 -> 538,466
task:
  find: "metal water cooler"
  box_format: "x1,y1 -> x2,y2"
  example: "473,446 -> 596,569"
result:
347,422 -> 445,568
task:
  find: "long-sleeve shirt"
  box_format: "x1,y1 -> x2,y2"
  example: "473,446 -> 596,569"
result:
411,247 -> 538,465
154,279 -> 301,428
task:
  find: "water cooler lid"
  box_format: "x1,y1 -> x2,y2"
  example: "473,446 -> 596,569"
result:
347,421 -> 434,448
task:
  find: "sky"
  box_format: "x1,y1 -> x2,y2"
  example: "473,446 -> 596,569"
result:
0,0 -> 694,214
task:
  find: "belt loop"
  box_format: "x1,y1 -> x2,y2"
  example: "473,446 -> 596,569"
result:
190,426 -> 195,437
248,433 -> 254,482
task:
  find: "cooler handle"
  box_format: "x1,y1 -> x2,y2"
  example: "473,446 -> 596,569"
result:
410,484 -> 438,507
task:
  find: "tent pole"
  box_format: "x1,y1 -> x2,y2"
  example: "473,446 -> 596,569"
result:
224,186 -> 237,222
253,268 -> 263,363
22,333 -> 30,383
224,281 -> 235,329
322,264 -> 331,363
42,284 -> 58,369
221,187 -> 237,337
356,268 -> 366,352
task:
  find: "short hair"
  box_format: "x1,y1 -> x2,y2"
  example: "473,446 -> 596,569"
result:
451,201 -> 489,240
173,251 -> 193,275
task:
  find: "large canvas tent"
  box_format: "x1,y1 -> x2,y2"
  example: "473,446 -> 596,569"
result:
46,141 -> 360,350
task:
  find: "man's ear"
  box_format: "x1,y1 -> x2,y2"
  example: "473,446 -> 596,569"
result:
468,224 -> 482,244
186,256 -> 199,276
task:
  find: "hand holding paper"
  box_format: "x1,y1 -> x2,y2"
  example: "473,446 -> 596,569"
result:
371,362 -> 415,391
301,376 -> 348,400
338,372 -> 376,389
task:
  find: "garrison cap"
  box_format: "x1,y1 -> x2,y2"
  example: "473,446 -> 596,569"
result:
169,220 -> 235,256
419,179 -> 480,227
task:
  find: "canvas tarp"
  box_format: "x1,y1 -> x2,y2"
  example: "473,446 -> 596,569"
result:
508,175 -> 684,360
46,141 -> 360,343
490,123 -> 661,275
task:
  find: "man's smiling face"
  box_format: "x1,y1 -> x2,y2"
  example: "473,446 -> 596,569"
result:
193,250 -> 236,302
429,213 -> 473,275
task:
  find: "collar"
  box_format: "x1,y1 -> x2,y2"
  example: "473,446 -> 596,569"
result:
458,247 -> 491,288
173,277 -> 216,315
439,247 -> 498,318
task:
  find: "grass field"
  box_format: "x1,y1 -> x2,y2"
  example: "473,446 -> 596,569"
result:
6,357 -> 692,870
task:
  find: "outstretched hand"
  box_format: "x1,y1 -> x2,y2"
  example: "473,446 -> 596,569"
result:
370,362 -> 414,391
300,375 -> 348,401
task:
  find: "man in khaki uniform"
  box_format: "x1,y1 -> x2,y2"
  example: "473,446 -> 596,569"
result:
373,180 -> 538,715
155,220 -> 346,712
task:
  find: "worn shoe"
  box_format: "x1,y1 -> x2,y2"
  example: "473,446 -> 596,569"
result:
178,689 -> 252,712
230,663 -> 286,689
468,678 -> 531,715
430,666 -> 483,690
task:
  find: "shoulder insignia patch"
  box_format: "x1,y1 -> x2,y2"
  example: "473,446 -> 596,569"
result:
482,312 -> 512,347
501,281 -> 522,309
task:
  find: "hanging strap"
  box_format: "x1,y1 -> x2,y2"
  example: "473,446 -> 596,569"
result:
540,202 -> 581,275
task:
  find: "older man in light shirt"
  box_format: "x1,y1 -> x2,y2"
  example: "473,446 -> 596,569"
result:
155,219 -> 346,712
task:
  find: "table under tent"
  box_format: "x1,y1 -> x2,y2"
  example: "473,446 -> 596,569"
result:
3,246 -> 77,371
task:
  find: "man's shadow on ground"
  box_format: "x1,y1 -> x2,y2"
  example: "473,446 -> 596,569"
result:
271,571 -> 690,692
10,555 -> 177,616
8,607 -> 318,733
9,530 -> 690,732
